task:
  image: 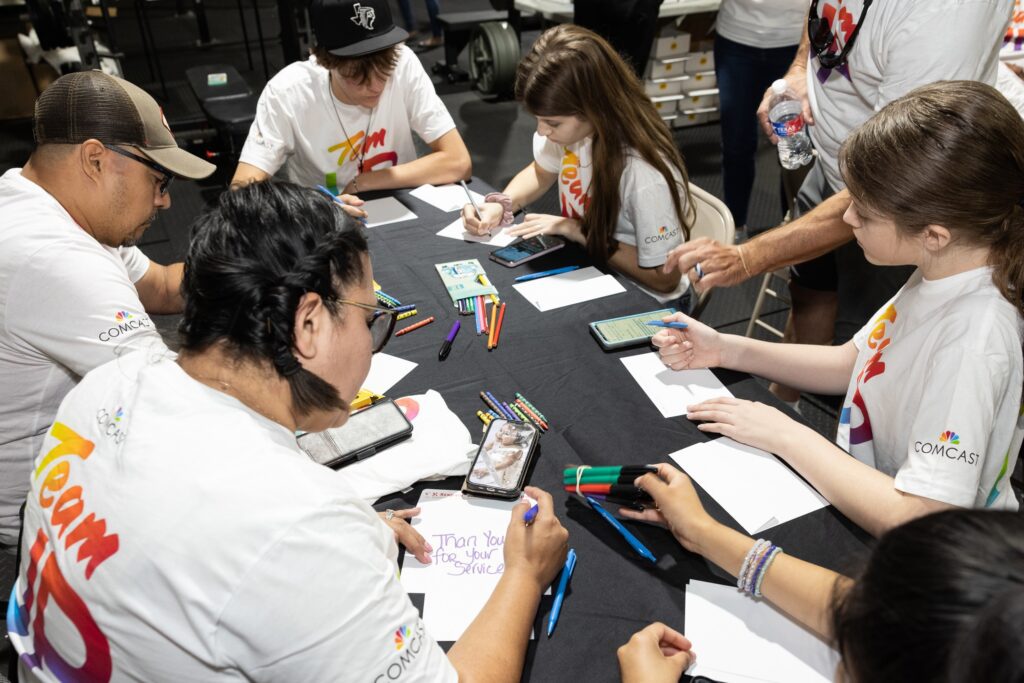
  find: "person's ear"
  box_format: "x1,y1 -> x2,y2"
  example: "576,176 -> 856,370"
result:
292,292 -> 325,361
921,224 -> 952,252
80,139 -> 107,183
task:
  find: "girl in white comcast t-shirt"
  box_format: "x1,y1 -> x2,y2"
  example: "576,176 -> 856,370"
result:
651,82 -> 1024,536
461,25 -> 696,305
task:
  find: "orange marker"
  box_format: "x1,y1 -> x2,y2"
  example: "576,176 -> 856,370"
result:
394,316 -> 436,336
487,301 -> 499,349
493,303 -> 507,348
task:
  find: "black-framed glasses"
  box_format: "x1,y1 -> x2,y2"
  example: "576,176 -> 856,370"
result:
339,299 -> 397,353
808,0 -> 873,71
106,145 -> 174,196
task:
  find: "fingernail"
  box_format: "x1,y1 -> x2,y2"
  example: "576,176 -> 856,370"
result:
425,542 -> 434,552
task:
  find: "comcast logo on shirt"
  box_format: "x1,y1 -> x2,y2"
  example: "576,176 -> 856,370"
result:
914,429 -> 978,466
644,225 -> 679,244
97,310 -> 152,342
96,406 -> 128,443
394,625 -> 411,650
375,621 -> 427,681
115,310 -> 133,321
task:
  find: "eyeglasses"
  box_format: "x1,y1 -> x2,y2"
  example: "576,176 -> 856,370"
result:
106,145 -> 174,196
339,299 -> 398,353
808,0 -> 873,71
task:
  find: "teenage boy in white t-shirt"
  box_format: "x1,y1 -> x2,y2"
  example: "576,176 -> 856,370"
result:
232,0 -> 471,203
0,71 -> 214,553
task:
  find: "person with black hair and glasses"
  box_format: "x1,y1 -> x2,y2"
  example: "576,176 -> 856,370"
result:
0,70 -> 214,556
614,465 -> 1024,683
662,0 -> 1013,412
7,181 -> 568,682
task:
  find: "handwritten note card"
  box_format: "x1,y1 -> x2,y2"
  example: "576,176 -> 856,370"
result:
436,217 -> 517,247
400,490 -> 525,642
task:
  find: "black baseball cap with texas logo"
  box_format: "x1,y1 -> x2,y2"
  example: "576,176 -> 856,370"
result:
309,0 -> 409,57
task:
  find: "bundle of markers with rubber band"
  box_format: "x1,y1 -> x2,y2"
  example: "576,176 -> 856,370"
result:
455,274 -> 507,350
563,465 -> 656,511
477,391 -> 549,432
374,281 -> 435,335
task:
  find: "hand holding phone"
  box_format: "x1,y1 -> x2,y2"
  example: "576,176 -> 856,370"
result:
464,419 -> 540,498
489,235 -> 565,267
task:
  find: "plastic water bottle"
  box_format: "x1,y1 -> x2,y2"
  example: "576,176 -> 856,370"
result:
768,79 -> 814,170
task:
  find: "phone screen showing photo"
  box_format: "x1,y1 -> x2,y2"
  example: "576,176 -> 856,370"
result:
468,419 -> 537,490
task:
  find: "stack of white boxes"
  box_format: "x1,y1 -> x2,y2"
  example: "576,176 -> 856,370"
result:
645,24 -> 720,129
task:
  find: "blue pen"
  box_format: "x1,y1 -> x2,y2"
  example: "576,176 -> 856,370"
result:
646,321 -> 689,330
547,548 -> 577,637
523,503 -> 540,525
584,496 -> 657,563
315,185 -> 368,226
485,391 -> 517,421
514,265 -> 581,283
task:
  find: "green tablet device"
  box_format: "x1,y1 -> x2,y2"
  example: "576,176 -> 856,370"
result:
588,308 -> 677,351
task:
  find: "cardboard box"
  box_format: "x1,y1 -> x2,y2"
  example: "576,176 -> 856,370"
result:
652,97 -> 680,115
651,31 -> 691,59
685,50 -> 714,74
681,70 -> 716,93
648,58 -> 687,80
673,106 -> 718,128
681,88 -> 719,110
644,77 -> 686,97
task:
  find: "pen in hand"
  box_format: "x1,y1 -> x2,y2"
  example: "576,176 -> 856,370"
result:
459,180 -> 482,220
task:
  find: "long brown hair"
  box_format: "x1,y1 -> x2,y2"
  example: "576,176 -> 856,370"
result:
840,80 -> 1024,318
515,24 -> 695,265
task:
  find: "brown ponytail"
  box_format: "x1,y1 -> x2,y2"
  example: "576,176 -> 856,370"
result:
840,80 -> 1024,318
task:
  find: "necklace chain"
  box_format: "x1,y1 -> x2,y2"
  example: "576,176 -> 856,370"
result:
327,72 -> 376,176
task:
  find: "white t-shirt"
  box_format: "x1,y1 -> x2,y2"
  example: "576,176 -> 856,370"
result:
8,352 -> 458,682
239,46 -> 456,190
806,0 -> 1011,191
836,267 -> 1023,510
0,168 -> 162,550
716,0 -> 807,49
532,134 -> 689,302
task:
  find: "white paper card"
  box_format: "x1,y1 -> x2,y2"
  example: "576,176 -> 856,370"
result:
513,266 -> 626,312
685,580 -> 839,683
669,437 -> 828,534
401,490 -> 526,642
363,353 -> 417,394
436,217 -> 517,247
410,183 -> 486,212
363,197 -> 417,228
620,352 -> 733,418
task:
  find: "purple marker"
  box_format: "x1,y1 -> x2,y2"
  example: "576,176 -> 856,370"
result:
438,320 -> 461,361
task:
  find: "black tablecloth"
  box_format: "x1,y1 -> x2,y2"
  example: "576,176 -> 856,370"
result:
364,180 -> 871,682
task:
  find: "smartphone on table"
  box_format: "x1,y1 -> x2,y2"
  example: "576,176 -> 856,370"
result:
297,398 -> 413,469
489,235 -> 565,267
463,419 -> 540,499
588,308 -> 678,351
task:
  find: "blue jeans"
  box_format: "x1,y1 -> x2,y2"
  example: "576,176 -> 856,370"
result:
714,34 -> 798,228
395,0 -> 441,37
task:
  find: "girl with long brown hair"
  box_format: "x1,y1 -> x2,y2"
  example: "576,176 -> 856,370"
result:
653,80 -> 1024,536
461,24 -> 696,303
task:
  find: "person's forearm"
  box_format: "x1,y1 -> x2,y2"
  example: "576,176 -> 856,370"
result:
742,190 -> 854,276
501,162 -> 557,211
692,520 -> 845,638
137,262 -> 184,314
230,161 -> 271,190
788,12 -> 810,73
609,243 -> 682,293
447,569 -> 542,682
777,426 -> 955,537
718,337 -> 856,395
355,149 -> 471,192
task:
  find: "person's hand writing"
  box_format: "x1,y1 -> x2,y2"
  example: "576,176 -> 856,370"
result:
619,464 -> 715,554
503,487 -> 569,591
506,214 -> 584,244
617,622 -> 696,683
334,193 -> 367,220
461,202 -> 505,236
381,507 -> 433,564
757,68 -> 813,143
663,238 -> 751,291
651,312 -> 723,371
686,397 -> 806,456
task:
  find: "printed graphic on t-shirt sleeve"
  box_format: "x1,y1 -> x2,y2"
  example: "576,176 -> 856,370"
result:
625,181 -> 685,268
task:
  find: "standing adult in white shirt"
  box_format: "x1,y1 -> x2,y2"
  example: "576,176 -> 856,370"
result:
232,0 -> 471,205
0,70 -> 214,553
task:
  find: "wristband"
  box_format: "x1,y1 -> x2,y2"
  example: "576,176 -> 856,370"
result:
484,192 -> 516,227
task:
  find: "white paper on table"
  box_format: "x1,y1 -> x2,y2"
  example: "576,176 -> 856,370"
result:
620,352 -> 733,418
409,183 -> 486,212
436,217 -> 517,247
512,266 -> 625,312
670,437 -> 828,534
685,580 -> 839,683
400,490 -> 530,642
363,197 -> 417,228
363,353 -> 417,394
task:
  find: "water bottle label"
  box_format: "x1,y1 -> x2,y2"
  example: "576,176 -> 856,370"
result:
772,115 -> 805,138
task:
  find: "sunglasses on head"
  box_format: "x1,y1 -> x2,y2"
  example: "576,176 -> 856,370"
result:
106,145 -> 174,196
339,299 -> 398,354
808,0 -> 874,71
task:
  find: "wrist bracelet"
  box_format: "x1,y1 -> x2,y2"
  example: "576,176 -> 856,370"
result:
753,547 -> 783,597
484,192 -> 516,227
737,539 -> 770,591
736,244 -> 752,278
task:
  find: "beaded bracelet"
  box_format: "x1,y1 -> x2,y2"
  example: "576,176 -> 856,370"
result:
746,543 -> 777,594
753,547 -> 784,597
484,192 -> 516,227
737,539 -> 770,591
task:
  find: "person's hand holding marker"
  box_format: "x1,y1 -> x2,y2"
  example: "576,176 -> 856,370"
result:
617,464 -> 716,555
617,622 -> 696,683
504,486 -> 569,591
461,202 -> 506,236
650,312 -> 724,371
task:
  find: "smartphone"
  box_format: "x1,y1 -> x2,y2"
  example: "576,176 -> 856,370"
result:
588,308 -> 677,351
463,419 -> 540,499
489,235 -> 565,267
297,398 -> 413,469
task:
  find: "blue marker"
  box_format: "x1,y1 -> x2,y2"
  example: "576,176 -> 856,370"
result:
585,496 -> 657,563
514,265 -> 580,283
646,321 -> 689,330
315,185 -> 368,226
523,503 -> 540,525
547,548 -> 577,637
485,391 -> 517,421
